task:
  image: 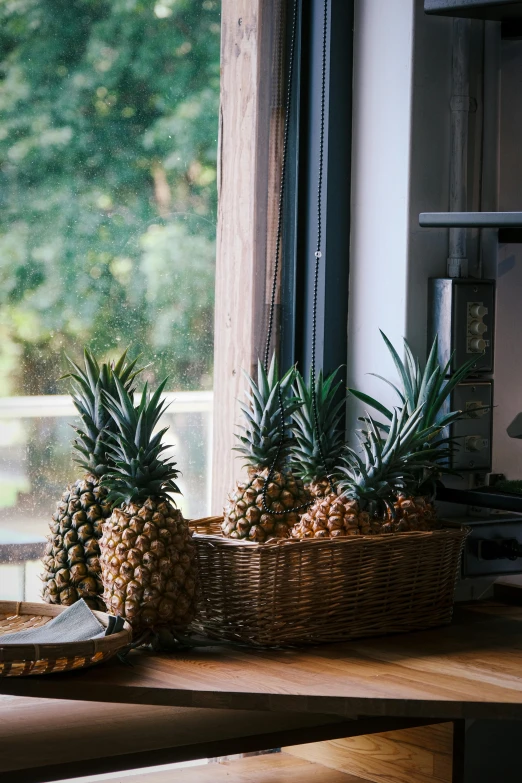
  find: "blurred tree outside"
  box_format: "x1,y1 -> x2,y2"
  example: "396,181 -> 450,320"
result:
0,0 -> 220,396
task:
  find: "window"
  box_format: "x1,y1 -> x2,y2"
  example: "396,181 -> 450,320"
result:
211,0 -> 354,507
0,0 -> 220,600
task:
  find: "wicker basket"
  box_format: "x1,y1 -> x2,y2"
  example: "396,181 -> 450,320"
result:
0,601 -> 132,677
189,517 -> 469,647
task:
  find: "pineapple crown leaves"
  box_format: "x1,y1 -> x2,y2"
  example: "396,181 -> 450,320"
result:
347,332 -> 479,495
100,376 -> 181,507
233,354 -> 301,469
290,367 -> 345,484
337,405 -> 452,515
64,348 -> 145,478
348,331 -> 478,435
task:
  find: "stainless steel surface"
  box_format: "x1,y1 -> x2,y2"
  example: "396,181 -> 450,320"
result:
448,17 -> 473,278
461,515 -> 522,577
420,211 -> 522,226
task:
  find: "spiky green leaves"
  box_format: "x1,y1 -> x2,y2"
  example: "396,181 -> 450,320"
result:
348,331 -> 476,433
347,332 -> 477,494
290,368 -> 345,484
338,406 -> 452,516
234,355 -> 300,470
66,348 -> 143,478
100,377 -> 181,506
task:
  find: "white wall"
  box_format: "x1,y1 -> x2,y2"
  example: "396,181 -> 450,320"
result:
348,0 -> 455,430
406,8 -> 454,352
347,1 -> 488,435
348,0 -> 415,433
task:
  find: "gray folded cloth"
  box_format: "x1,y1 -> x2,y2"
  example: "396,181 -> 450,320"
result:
0,599 -> 106,645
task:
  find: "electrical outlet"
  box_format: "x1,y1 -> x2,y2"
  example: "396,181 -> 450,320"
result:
428,278 -> 495,374
467,301 -> 490,354
450,381 -> 493,471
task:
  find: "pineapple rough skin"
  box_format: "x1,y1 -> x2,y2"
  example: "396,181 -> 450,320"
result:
222,467 -> 308,542
291,491 -> 438,539
291,492 -> 379,538
382,494 -> 438,533
41,474 -> 109,610
307,477 -> 332,500
100,497 -> 198,636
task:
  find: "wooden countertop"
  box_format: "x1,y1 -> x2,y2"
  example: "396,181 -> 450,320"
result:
1,602 -> 522,721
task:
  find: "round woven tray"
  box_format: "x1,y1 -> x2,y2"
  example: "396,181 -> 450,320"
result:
0,601 -> 132,677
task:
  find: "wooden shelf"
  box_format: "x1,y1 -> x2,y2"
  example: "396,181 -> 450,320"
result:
284,723 -> 454,783
419,211 -> 522,228
0,696 -> 378,783
92,753 -> 373,783
424,1 -> 522,21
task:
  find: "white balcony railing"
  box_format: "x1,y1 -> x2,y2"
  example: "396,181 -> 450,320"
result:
0,391 -> 213,418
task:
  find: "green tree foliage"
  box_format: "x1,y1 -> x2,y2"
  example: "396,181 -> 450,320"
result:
0,0 -> 219,395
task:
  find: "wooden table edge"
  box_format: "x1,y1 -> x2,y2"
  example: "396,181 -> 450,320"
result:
1,676 -> 522,721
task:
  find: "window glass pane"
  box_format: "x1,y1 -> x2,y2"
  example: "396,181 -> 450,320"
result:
0,0 -> 219,600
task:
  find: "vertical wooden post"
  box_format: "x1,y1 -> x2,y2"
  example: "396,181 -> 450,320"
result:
211,0 -> 285,513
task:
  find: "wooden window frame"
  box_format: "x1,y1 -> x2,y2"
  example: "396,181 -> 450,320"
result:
211,0 -> 354,512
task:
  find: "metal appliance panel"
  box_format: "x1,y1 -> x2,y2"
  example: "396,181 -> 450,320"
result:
461,516 -> 522,577
428,278 -> 495,374
451,381 -> 493,470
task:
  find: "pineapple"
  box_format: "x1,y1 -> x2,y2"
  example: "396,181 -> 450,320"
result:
41,349 -> 142,610
384,494 -> 438,534
99,378 -> 198,637
347,332 -> 477,530
292,406 -> 451,539
222,356 -> 308,542
291,491 -> 377,539
291,368 -> 345,500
